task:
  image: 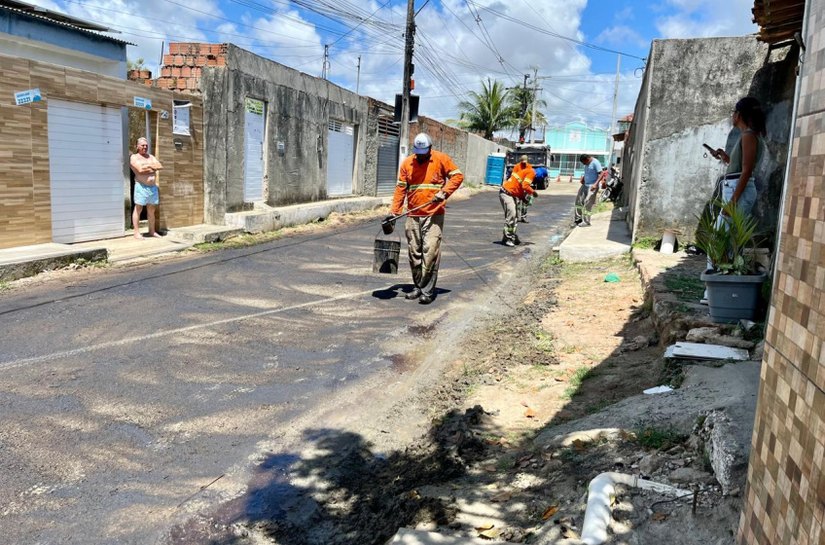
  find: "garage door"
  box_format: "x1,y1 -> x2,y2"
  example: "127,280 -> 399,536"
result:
326,119 -> 354,196
48,100 -> 124,243
376,117 -> 399,195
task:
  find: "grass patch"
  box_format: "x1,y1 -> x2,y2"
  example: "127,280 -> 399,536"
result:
634,426 -> 686,450
591,200 -> 613,215
633,236 -> 659,250
194,231 -> 287,252
562,366 -> 595,399
534,330 -> 555,354
664,274 -> 705,302
0,280 -> 10,292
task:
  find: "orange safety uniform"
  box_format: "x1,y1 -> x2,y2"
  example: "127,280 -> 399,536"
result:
511,162 -> 535,187
502,166 -> 537,200
391,150 -> 464,217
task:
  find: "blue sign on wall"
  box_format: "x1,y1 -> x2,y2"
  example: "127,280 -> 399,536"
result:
134,96 -> 152,110
14,88 -> 42,105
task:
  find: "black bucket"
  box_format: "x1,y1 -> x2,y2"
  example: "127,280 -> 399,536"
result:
373,237 -> 401,274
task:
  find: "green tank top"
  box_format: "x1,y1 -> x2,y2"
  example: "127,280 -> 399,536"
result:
726,129 -> 764,175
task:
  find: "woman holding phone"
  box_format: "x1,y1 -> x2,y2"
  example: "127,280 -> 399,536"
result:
701,96 -> 766,303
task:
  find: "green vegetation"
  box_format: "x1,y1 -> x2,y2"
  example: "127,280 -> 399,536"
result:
533,330 -> 555,354
0,280 -> 10,292
634,426 -> 686,450
562,366 -> 594,399
194,231 -> 284,252
633,236 -> 659,250
456,79 -> 514,140
591,200 -> 613,215
664,274 -> 706,302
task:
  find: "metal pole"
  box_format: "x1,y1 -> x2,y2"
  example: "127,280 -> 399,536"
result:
356,55 -> 361,94
608,54 -> 621,165
530,73 -> 537,143
398,0 -> 415,164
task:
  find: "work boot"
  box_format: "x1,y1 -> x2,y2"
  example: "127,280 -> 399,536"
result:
519,218 -> 529,223
418,294 -> 433,304
514,236 -> 521,245
504,240 -> 515,247
405,288 -> 422,300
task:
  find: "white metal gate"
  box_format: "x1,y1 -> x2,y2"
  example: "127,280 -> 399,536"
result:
376,116 -> 399,195
326,119 -> 354,196
47,99 -> 124,243
243,98 -> 266,202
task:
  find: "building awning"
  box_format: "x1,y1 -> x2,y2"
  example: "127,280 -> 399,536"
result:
752,0 -> 805,44
0,0 -> 134,46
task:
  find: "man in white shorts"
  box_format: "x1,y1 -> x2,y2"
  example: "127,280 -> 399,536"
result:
129,137 -> 164,239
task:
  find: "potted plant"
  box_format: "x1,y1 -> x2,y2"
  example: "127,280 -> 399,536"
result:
695,199 -> 767,323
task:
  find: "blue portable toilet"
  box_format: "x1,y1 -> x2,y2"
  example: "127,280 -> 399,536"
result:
485,153 -> 506,185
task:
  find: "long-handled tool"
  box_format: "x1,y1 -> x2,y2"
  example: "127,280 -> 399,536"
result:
381,199 -> 439,234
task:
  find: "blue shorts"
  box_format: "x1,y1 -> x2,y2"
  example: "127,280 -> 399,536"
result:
134,183 -> 159,206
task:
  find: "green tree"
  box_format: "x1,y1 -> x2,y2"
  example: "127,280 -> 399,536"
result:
457,79 -> 513,140
508,86 -> 548,142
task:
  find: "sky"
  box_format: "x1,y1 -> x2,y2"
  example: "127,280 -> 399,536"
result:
26,0 -> 759,133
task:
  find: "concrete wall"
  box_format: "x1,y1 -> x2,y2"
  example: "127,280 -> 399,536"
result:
202,44 -> 369,224
739,2 -> 825,543
0,53 -> 204,249
623,37 -> 796,244
464,133 -> 503,186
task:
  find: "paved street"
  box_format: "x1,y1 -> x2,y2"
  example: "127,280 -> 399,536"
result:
0,188 -> 574,544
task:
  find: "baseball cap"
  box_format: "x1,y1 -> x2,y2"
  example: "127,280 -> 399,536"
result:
412,133 -> 432,154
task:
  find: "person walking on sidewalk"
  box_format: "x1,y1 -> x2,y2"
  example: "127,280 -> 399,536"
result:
573,154 -> 606,227
129,137 -> 164,239
500,165 -> 537,247
391,133 -> 464,305
511,155 -> 535,223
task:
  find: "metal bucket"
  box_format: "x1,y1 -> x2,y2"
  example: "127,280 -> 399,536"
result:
373,235 -> 401,274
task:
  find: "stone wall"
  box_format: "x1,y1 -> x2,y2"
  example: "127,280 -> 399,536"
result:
0,53 -> 203,249
738,1 -> 825,543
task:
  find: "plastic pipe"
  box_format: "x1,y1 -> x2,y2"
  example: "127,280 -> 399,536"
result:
580,472 -> 692,545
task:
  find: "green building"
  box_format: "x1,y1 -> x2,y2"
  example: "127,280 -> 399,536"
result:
544,121 -> 610,179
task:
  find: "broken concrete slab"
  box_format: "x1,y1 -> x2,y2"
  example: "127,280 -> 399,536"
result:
386,527 -> 509,544
664,342 -> 749,361
697,410 -> 750,494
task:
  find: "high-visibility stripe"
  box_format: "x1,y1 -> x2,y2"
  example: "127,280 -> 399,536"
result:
448,169 -> 462,176
396,181 -> 408,188
512,172 -> 524,183
408,184 -> 443,190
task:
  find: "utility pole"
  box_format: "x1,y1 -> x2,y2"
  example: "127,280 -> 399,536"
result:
519,73 -> 529,142
398,0 -> 416,163
529,67 -> 539,143
356,55 -> 361,94
321,44 -> 330,79
608,54 -> 621,165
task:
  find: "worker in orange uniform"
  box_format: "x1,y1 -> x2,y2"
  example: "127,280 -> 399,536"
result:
499,160 -> 537,247
511,155 -> 536,223
391,133 -> 464,305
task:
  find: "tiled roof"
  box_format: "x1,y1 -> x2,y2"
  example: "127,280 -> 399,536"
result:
752,0 -> 805,44
0,0 -> 134,46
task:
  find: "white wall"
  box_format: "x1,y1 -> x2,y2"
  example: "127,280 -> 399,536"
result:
0,34 -> 124,78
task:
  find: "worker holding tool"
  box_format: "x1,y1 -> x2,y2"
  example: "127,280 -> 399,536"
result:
389,133 -> 464,305
511,155 -> 535,223
499,160 -> 537,247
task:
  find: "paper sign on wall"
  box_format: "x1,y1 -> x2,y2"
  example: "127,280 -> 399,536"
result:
134,96 -> 152,110
172,100 -> 191,136
15,88 -> 42,105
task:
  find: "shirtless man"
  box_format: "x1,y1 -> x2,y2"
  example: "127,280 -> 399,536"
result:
129,137 -> 163,239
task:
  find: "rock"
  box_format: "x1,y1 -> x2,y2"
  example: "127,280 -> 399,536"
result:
753,340 -> 765,361
669,467 -> 714,484
685,327 -> 755,349
622,335 -> 651,351
639,454 -> 663,475
703,411 -> 749,494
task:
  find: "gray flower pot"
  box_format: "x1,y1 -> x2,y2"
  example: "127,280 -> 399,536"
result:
700,271 -> 767,324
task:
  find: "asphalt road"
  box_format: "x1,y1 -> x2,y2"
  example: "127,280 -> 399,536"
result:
0,188 -> 574,544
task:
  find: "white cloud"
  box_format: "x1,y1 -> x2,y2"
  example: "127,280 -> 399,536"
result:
596,25 -> 648,49
656,0 -> 758,38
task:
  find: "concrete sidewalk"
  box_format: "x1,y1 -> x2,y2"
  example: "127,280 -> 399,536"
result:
557,206 -> 632,262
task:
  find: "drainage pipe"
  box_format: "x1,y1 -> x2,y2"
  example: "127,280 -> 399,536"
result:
580,472 -> 692,545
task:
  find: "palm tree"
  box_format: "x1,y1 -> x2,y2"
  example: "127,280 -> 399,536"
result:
508,86 -> 548,142
456,79 -> 513,140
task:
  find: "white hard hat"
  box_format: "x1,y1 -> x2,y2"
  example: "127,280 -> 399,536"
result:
412,133 -> 432,154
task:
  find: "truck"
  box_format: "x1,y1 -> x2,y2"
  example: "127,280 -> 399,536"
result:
505,143 -> 553,190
